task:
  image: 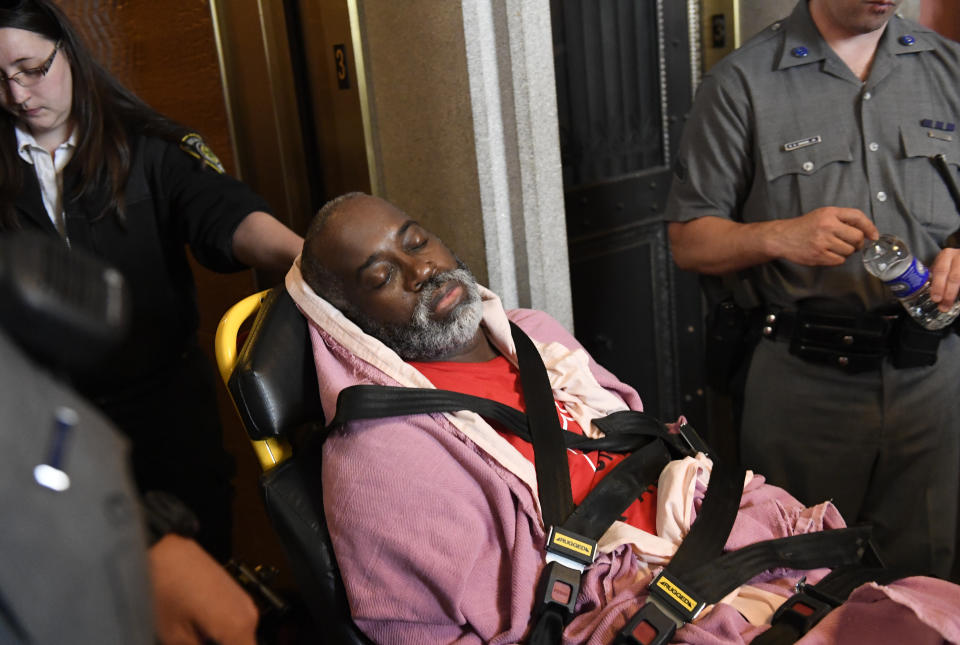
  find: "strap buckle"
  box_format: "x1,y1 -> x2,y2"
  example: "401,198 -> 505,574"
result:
614,600 -> 678,645
676,423 -> 710,457
535,560 -> 582,620
535,527 -> 598,622
545,526 -> 598,569
616,571 -> 705,645
771,591 -> 834,634
646,572 -> 706,624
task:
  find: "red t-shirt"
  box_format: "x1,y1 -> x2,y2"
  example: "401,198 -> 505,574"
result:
409,355 -> 657,534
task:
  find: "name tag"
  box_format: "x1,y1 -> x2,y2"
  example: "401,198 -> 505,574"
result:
782,135 -> 822,152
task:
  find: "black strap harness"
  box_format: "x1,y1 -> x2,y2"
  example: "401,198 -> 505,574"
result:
325,323 -> 902,644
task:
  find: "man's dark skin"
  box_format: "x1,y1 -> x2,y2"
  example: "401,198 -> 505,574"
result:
307,194 -> 497,363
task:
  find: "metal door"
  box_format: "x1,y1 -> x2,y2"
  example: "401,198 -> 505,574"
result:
551,1 -> 708,432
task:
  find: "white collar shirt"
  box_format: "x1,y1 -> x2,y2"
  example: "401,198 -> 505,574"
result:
15,125 -> 77,238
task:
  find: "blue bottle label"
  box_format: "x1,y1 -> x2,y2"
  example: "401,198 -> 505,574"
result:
884,257 -> 928,297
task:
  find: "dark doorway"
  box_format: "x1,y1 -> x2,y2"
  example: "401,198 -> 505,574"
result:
551,0 -> 710,434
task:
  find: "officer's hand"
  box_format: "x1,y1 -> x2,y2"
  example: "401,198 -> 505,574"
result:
928,247 -> 960,312
774,207 -> 879,266
149,534 -> 259,645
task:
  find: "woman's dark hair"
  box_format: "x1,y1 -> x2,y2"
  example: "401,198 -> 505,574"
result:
0,0 -> 190,230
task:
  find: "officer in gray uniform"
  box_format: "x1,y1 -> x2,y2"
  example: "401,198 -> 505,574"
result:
666,0 -> 960,578
0,327 -> 155,644
0,233 -> 259,644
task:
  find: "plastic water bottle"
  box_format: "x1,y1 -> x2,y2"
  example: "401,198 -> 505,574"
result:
862,234 -> 960,330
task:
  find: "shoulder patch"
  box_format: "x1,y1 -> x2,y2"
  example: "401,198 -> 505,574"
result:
179,133 -> 225,174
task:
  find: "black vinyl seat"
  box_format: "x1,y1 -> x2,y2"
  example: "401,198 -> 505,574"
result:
215,286 -> 371,645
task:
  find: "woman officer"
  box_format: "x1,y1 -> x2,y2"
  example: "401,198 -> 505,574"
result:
0,0 -> 303,560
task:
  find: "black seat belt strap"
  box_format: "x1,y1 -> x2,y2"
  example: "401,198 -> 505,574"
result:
330,377 -> 898,644
330,384 -> 530,438
561,440 -> 671,540
331,383 -> 685,459
593,410 -> 711,459
332,383 -> 686,458
677,526 -> 876,602
667,459 -> 743,570
509,321 -> 574,528
536,442 -> 674,613
508,321 -> 597,639
328,376 -> 679,639
753,560 -> 907,645
324,322 -> 721,643
323,328 -> 900,645
530,439 -> 674,638
615,459 -> 744,645
617,526 -> 881,645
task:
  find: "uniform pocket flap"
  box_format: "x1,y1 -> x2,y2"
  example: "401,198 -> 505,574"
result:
762,131 -> 854,181
901,122 -> 960,163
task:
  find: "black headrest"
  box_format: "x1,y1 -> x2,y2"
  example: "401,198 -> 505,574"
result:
228,286 -> 324,440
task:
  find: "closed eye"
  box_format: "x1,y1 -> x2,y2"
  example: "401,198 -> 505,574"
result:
404,228 -> 429,252
371,265 -> 394,289
0,66 -> 42,84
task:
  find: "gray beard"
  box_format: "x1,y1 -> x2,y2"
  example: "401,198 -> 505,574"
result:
344,265 -> 484,361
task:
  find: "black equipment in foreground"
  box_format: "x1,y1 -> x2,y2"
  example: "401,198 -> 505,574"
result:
0,232 -> 130,374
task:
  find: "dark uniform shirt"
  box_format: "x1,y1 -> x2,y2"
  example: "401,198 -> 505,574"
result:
10,130 -> 270,559
13,131 -> 269,396
665,1 -> 960,313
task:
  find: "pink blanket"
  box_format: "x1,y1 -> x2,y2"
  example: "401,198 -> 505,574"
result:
286,261 -> 960,644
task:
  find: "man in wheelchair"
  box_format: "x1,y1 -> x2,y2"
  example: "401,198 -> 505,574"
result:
286,192 -> 960,644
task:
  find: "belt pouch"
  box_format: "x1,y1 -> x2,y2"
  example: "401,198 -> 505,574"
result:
891,317 -> 943,369
787,311 -> 889,372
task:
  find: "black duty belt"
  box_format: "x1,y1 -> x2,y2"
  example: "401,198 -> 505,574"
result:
758,309 -> 948,371
325,322 -> 902,645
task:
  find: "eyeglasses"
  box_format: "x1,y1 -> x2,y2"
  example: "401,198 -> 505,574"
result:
1,40 -> 61,88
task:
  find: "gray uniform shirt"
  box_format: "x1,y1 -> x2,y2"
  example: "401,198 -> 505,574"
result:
0,331 -> 154,645
665,0 -> 960,312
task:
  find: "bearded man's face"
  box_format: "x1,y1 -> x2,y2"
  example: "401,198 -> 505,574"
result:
305,195 -> 485,361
